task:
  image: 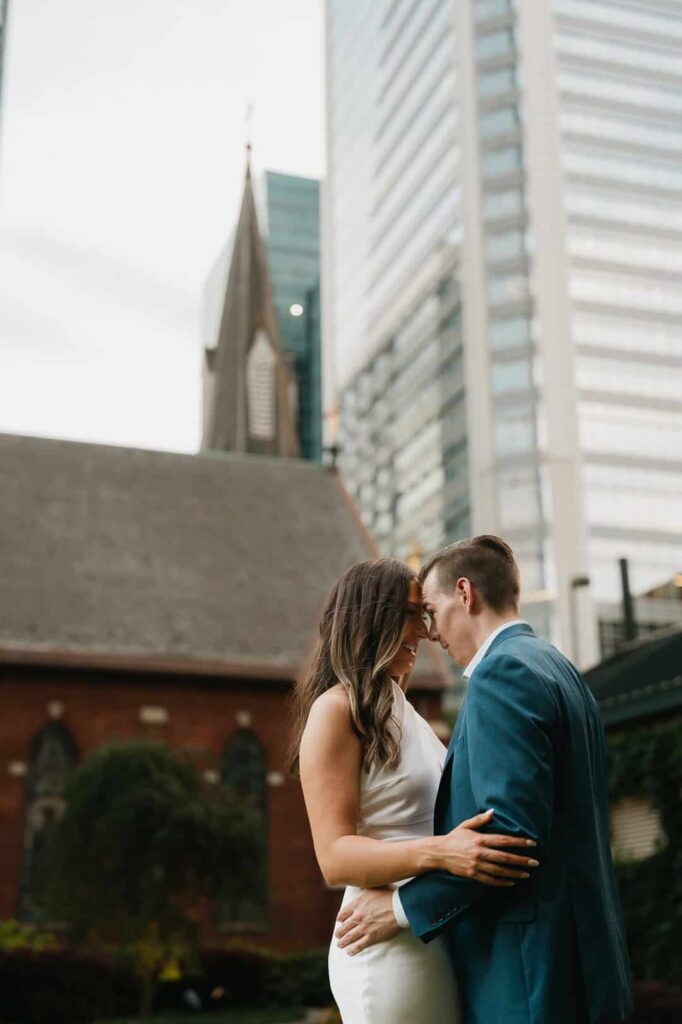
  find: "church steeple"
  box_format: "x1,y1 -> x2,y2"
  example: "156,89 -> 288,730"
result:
202,150 -> 299,457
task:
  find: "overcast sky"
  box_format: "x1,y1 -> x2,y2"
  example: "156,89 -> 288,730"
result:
0,0 -> 325,452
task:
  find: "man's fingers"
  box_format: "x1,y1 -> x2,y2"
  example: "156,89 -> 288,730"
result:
337,925 -> 365,949
336,901 -> 357,923
335,918 -> 353,940
480,833 -> 537,848
459,808 -> 494,829
346,940 -> 366,957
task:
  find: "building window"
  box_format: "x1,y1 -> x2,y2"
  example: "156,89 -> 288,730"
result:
491,356 -> 532,394
247,330 -> 276,441
482,145 -> 521,180
18,721 -> 79,922
220,730 -> 268,928
476,28 -> 515,61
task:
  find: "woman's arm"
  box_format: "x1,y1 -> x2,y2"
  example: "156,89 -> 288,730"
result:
299,687 -> 535,889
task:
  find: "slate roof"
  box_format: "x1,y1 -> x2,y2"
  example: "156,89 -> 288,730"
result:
585,626 -> 682,727
0,433 -> 447,689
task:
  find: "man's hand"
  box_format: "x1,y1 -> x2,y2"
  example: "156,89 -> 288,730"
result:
333,888 -> 399,950
335,887 -> 401,955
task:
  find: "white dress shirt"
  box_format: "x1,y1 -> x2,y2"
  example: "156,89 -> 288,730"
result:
392,619 -> 530,928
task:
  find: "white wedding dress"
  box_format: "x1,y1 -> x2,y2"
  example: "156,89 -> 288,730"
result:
328,680 -> 461,1023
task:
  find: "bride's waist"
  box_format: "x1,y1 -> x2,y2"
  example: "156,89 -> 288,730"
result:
356,821 -> 434,842
340,879 -> 409,907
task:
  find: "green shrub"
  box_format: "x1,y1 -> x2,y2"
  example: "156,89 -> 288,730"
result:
0,919 -> 57,953
270,949 -> 332,1008
606,720 -> 682,987
0,948 -> 136,1023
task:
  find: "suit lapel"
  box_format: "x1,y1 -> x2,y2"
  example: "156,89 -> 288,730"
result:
442,698 -> 466,773
434,625 -> 535,830
435,700 -> 467,829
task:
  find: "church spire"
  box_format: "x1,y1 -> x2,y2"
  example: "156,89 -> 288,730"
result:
201,150 -> 299,458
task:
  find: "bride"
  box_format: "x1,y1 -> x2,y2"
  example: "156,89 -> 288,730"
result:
289,559 -> 535,1023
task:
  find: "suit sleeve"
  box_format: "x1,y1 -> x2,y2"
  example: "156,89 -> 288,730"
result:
398,653 -> 556,942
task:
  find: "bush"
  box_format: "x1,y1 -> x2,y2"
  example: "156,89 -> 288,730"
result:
0,919 -> 57,953
155,944 -> 331,1013
269,949 -> 332,1008
153,942 -> 278,1012
0,948 -> 136,1024
632,980 -> 682,1023
607,722 -> 682,986
0,942 -> 330,1021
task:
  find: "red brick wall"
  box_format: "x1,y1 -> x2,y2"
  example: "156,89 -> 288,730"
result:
0,663 -> 341,952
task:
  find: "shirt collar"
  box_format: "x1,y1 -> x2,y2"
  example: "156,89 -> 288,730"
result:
462,620 -> 530,680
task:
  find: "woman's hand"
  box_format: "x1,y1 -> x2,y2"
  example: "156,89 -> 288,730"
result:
434,809 -> 540,886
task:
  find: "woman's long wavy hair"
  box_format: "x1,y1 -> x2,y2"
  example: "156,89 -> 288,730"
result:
289,558 -> 415,776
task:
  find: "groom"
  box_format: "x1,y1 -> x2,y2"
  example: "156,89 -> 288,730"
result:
336,535 -> 632,1024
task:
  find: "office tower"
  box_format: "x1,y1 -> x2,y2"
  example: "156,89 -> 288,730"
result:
324,0 -> 682,663
325,0 -> 468,569
262,171 -> 322,462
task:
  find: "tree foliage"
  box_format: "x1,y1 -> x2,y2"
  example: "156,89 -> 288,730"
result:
606,719 -> 682,986
39,740 -> 263,1015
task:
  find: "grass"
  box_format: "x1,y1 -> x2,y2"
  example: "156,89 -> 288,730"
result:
99,1009 -> 303,1024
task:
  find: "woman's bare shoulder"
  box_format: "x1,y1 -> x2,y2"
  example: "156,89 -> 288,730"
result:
301,685 -> 356,753
307,683 -> 350,724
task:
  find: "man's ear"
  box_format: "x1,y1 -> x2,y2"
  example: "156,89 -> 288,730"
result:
457,577 -> 474,612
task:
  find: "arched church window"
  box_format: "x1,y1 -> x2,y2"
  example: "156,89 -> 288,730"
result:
220,729 -> 268,928
247,330 -> 276,441
18,720 -> 79,922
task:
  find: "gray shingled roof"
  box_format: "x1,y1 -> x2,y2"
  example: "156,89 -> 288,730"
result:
0,433 -> 446,689
585,626 -> 682,727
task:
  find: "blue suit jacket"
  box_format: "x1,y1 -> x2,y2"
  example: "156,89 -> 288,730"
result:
399,624 -> 632,1024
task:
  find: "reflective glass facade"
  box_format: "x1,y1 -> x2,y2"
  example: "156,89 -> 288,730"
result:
473,0 -> 551,631
554,0 -> 682,603
338,269 -> 468,559
324,0 -> 383,388
326,0 -> 467,561
263,172 -> 322,461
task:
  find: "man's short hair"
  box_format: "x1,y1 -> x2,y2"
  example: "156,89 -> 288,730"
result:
419,535 -> 520,613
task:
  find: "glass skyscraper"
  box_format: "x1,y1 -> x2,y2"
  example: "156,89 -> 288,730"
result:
324,0 -> 682,664
326,0 -> 468,564
262,171 -> 322,462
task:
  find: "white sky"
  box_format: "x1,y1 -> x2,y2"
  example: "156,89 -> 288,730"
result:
0,0 -> 325,452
